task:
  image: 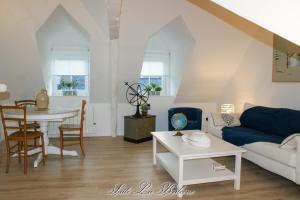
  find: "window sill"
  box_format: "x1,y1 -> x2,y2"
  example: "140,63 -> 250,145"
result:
49,95 -> 88,98
149,95 -> 175,98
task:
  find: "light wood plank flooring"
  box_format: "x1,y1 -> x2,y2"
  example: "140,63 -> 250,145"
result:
0,137 -> 299,200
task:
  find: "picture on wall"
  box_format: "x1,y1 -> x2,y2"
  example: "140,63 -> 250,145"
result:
273,35 -> 300,82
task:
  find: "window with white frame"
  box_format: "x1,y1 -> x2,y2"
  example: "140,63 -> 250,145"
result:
49,48 -> 90,96
140,51 -> 170,96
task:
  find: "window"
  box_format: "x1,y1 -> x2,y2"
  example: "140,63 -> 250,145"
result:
140,51 -> 170,96
49,48 -> 90,96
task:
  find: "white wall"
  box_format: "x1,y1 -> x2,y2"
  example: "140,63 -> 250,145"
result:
117,96 -> 216,135
2,0 -> 300,139
118,0 -> 260,103
36,5 -> 90,94
219,35 -> 300,112
116,0 -> 300,136
145,16 -> 195,97
171,44 -> 195,97
0,0 -> 45,100
114,0 -> 264,135
0,0 -> 110,103
186,0 -> 300,112
48,97 -> 111,137
0,0 -> 112,139
115,0 -> 224,135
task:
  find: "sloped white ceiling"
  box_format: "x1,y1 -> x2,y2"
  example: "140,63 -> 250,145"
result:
211,0 -> 300,45
80,0 -> 110,37
118,0 -> 260,103
147,16 -> 195,50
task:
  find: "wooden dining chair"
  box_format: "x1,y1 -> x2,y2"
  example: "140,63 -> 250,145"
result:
15,100 -> 40,147
59,100 -> 87,158
15,100 -> 40,130
0,105 -> 46,174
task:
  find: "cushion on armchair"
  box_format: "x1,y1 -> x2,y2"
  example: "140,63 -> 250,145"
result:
187,120 -> 200,129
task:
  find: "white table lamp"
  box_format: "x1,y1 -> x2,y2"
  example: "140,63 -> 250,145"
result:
0,83 -> 9,100
0,84 -> 7,92
221,104 -> 235,114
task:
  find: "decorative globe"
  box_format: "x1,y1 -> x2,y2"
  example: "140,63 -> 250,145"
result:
171,113 -> 187,131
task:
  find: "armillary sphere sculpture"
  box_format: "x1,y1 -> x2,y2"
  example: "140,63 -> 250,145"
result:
125,82 -> 149,118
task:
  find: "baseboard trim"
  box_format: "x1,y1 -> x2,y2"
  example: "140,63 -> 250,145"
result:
48,133 -> 113,138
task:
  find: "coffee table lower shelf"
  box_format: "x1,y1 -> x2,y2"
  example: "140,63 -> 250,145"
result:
156,152 -> 235,185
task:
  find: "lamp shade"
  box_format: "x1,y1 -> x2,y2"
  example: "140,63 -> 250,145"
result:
0,84 -> 7,92
221,104 -> 235,114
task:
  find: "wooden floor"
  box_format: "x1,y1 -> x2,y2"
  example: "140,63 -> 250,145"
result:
0,137 -> 299,200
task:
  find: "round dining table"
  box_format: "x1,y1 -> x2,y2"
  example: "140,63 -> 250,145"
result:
6,107 -> 80,167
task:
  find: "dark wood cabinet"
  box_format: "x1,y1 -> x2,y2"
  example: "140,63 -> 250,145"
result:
124,115 -> 156,143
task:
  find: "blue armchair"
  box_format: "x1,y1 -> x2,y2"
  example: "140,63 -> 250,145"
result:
168,107 -> 202,131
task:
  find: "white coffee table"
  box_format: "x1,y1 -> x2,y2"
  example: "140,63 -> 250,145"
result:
151,130 -> 246,197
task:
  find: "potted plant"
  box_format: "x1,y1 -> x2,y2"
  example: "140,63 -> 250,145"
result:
141,103 -> 151,116
58,80 -> 79,96
155,86 -> 162,96
150,83 -> 157,95
144,84 -> 152,95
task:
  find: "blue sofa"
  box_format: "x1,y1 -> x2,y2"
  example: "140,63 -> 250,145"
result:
168,107 -> 202,131
222,106 -> 300,146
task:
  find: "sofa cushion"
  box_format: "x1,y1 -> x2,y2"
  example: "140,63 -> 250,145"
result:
240,106 -> 300,137
211,113 -> 240,127
244,142 -> 297,168
222,126 -> 284,146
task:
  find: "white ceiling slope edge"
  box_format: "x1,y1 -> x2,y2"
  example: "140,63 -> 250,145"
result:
211,0 -> 300,45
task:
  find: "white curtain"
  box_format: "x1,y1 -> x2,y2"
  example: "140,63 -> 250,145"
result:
51,47 -> 90,76
141,51 -> 170,76
52,60 -> 88,75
